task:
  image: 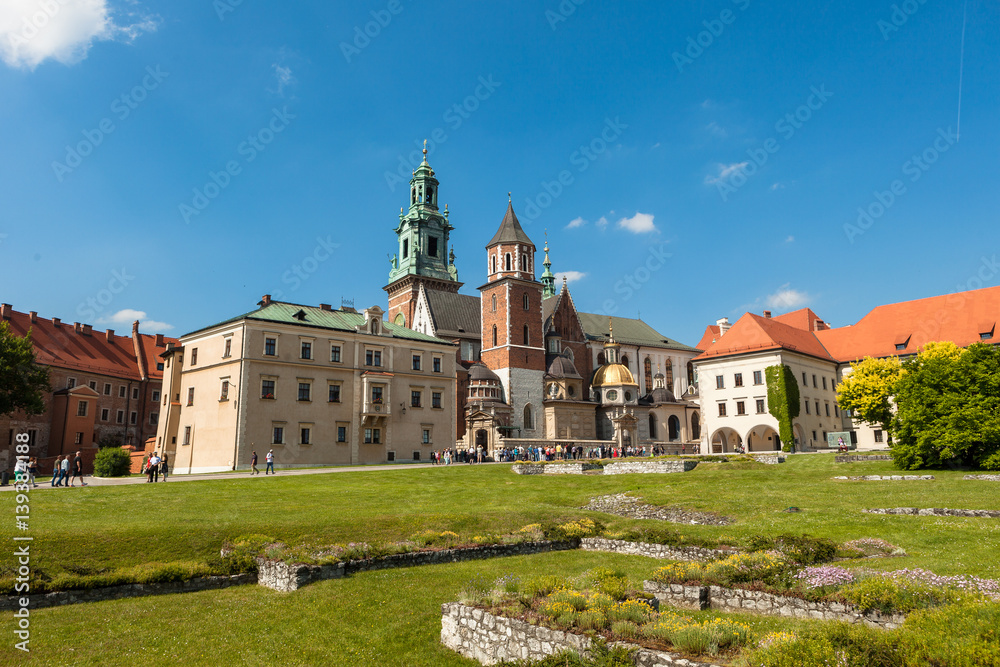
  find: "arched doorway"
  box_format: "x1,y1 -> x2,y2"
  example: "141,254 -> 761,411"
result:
710,428 -> 742,454
745,425 -> 780,452
691,412 -> 701,440
475,429 -> 487,447
668,415 -> 680,441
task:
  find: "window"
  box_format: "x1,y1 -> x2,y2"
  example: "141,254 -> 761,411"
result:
403,239 -> 409,258
150,413 -> 158,425
130,411 -> 138,425
491,294 -> 497,312
104,383 -> 112,395
67,377 -> 76,389
822,376 -> 827,390
736,401 -> 746,415
815,401 -> 820,415
183,426 -> 192,445
261,380 -> 275,399
156,362 -> 164,371
753,370 -> 763,385
812,430 -> 818,441
432,391 -> 442,408
119,385 -> 127,398
191,348 -> 198,365
300,428 -> 311,445
492,325 -> 498,347
491,255 -> 496,274
116,410 -> 125,424
298,383 -> 311,401
982,332 -> 994,340
523,404 -> 534,429
648,414 -> 657,439
644,358 -> 653,391
330,345 -> 341,363
412,354 -> 421,371
411,390 -> 422,408
422,429 -> 430,444
364,428 -> 381,444
89,380 -> 96,390
895,343 -> 906,351
224,338 -> 232,358
825,403 -> 830,417
715,375 -> 725,389
273,426 -> 284,444
805,401 -> 811,414
265,337 -> 277,356
77,400 -> 88,417
220,380 -> 230,401
812,374 -> 817,388
665,358 -> 673,387
522,254 -> 528,270
756,398 -> 765,414
328,384 -> 341,403
734,373 -> 743,387
428,236 -> 438,257
152,390 -> 160,402
874,429 -> 884,443
371,386 -> 383,404
718,402 -> 727,417
337,426 -> 347,443
132,387 -> 140,400
523,325 -> 529,346
433,357 -> 441,373
504,253 -> 511,271
365,349 -> 382,366
72,432 -> 82,445
101,408 -> 109,421
187,387 -> 194,406
802,372 -> 807,385
834,404 -> 840,417
523,293 -> 529,310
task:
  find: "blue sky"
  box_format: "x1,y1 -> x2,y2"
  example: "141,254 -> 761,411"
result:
1,0 -> 997,345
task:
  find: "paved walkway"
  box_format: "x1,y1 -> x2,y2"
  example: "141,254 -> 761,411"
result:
0,462 -> 467,491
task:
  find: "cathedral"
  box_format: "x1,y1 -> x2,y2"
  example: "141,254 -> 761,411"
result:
383,148 -> 703,454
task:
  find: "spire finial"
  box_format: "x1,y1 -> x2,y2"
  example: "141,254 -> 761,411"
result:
422,139 -> 427,156
608,317 -> 614,340
508,191 -> 511,203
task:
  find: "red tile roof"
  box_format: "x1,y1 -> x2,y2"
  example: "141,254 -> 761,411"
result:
2,307 -> 176,381
695,325 -> 721,351
693,313 -> 836,362
772,307 -> 826,332
815,285 -> 1000,362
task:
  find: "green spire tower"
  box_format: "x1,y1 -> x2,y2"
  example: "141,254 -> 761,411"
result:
540,231 -> 556,298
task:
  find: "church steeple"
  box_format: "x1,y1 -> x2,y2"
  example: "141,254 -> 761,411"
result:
541,231 -> 555,298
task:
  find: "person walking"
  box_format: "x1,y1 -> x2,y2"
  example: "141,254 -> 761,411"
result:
50,456 -> 62,486
265,449 -> 274,475
148,452 -> 161,482
250,451 -> 259,475
69,451 -> 87,487
27,457 -> 38,487
58,455 -> 70,487
159,454 -> 169,481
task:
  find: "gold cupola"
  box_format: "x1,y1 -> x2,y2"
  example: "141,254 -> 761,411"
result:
591,320 -> 637,388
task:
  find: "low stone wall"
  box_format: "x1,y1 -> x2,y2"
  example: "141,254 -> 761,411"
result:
965,474 -> 1000,481
835,454 -> 893,462
511,464 -> 546,475
580,538 -> 732,562
604,460 -> 698,475
441,602 -> 723,667
643,581 -> 906,630
0,573 -> 255,611
542,463 -> 604,474
865,507 -> 1000,518
832,475 -> 934,481
749,453 -> 786,465
259,540 -> 580,592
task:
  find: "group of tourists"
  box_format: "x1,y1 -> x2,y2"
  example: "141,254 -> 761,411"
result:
141,452 -> 169,482
249,450 -> 275,475
494,444 -> 677,462
48,452 -> 87,487
429,447 -> 485,465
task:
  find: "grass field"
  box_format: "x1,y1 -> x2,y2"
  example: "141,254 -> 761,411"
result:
2,453 -> 999,664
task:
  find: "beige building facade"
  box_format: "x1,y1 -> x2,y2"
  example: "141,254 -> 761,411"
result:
155,299 -> 457,473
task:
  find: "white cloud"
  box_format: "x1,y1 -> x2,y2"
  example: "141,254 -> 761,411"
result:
651,142 -> 661,149
616,212 -> 656,234
270,63 -> 295,96
555,270 -> 587,284
770,182 -> 785,191
97,309 -> 173,332
0,0 -> 158,70
764,284 -> 809,311
595,216 -> 608,230
784,235 -> 795,243
705,162 -> 748,185
565,216 -> 586,229
706,122 -> 727,138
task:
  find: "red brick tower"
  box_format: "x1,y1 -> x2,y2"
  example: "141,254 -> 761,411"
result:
479,199 -> 545,436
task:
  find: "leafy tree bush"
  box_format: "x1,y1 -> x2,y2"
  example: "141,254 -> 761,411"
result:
0,321 -> 50,417
765,365 -> 800,452
92,446 -> 133,477
892,342 -> 1000,469
836,355 -> 903,444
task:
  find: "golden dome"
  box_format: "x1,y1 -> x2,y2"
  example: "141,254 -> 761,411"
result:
592,363 -> 637,387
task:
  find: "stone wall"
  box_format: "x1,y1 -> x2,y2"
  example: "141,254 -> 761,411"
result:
832,475 -> 934,481
643,581 -> 906,630
749,453 -> 786,465
835,454 -> 892,462
580,538 -> 733,562
440,602 -> 723,667
603,460 -> 698,475
865,507 -> 1000,518
0,573 -> 255,611
511,463 -> 546,475
965,474 -> 1000,481
542,463 -> 604,474
259,540 -> 580,592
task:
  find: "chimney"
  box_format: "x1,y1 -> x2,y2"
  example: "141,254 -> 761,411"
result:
132,320 -> 140,338
106,329 -> 115,343
0,304 -> 10,319
29,311 -> 37,323
319,303 -> 332,311
716,317 -> 731,336
261,294 -> 272,306
763,310 -> 772,319
815,319 -> 825,331
74,322 -> 82,332
166,342 -> 175,351
155,333 -> 164,346
52,317 -> 61,327
82,324 -> 93,335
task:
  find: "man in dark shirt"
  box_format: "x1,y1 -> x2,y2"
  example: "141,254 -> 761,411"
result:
69,451 -> 87,487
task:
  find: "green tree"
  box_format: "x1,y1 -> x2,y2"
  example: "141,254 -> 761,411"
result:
836,356 -> 903,444
892,343 -> 1000,470
766,364 -> 800,452
0,321 -> 50,417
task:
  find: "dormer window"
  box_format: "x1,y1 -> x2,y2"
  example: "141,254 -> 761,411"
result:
894,333 -> 911,351
293,309 -> 307,321
979,322 -> 995,340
